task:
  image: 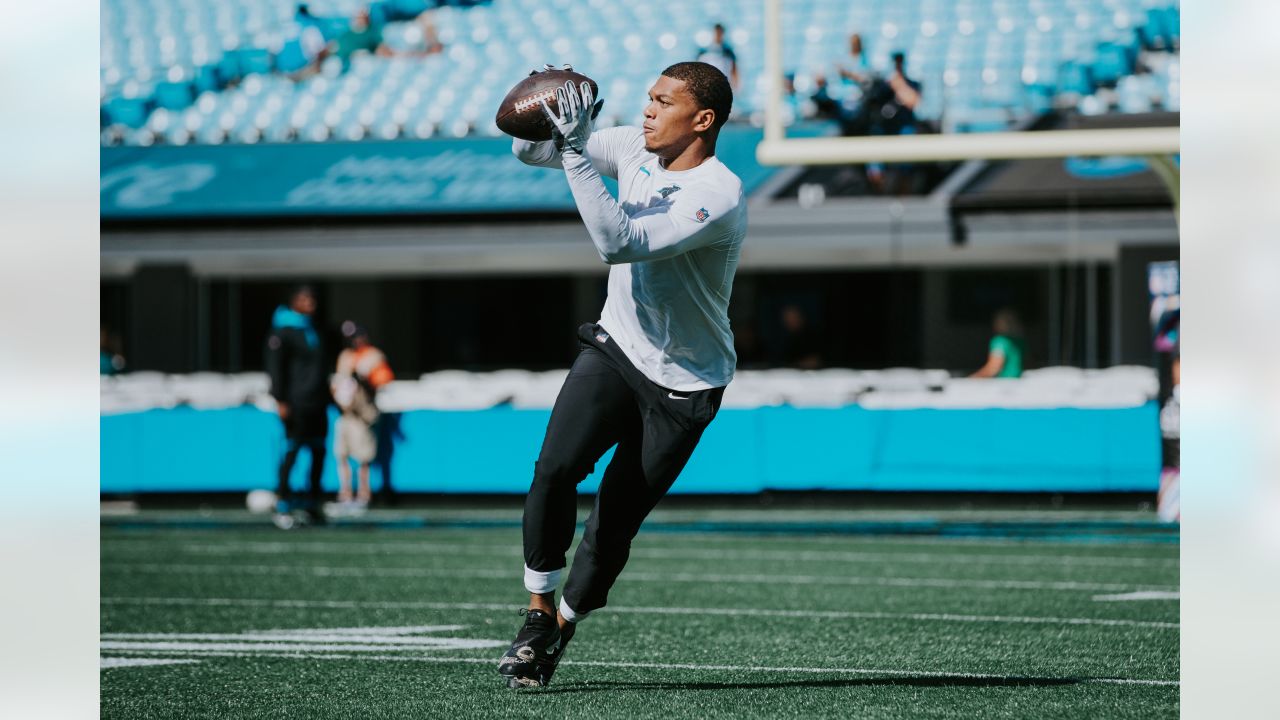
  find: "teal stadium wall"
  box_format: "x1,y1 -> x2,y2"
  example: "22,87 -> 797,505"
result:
100,404 -> 1162,494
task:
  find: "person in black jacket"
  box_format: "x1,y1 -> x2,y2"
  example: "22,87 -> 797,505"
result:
265,284 -> 331,526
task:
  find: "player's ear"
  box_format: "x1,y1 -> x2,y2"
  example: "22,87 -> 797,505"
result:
694,108 -> 716,132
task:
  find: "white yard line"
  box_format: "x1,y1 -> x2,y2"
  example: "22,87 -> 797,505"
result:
100,657 -> 199,669
100,639 -> 505,652
249,625 -> 464,635
98,648 -> 1179,687
101,596 -> 1178,629
102,539 -> 1180,569
1092,591 -> 1181,602
100,632 -> 501,648
102,561 -> 1177,593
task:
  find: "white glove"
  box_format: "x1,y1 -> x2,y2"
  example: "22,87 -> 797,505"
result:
541,79 -> 603,154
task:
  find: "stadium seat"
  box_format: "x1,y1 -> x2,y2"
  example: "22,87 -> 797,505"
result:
1056,60 -> 1094,97
236,47 -> 276,76
104,95 -> 151,129
153,78 -> 196,111
1090,41 -> 1132,87
274,36 -> 313,74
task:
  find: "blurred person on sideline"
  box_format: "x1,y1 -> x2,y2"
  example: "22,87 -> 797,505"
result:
696,23 -> 740,90
265,284 -> 330,527
775,304 -> 823,369
1157,348 -> 1180,521
374,410 -> 405,505
970,308 -> 1025,378
100,326 -> 125,375
330,322 -> 394,514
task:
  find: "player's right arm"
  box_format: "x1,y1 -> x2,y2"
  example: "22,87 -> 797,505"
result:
511,127 -> 631,179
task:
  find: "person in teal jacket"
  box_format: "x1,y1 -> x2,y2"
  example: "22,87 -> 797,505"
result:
970,308 -> 1025,378
265,285 -> 331,526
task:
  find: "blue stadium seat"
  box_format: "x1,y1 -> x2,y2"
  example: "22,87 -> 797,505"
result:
275,37 -> 312,74
1056,60 -> 1093,96
217,52 -> 242,86
237,48 -> 275,76
1090,41 -> 1131,87
1160,6 -> 1180,48
105,96 -> 151,128
193,64 -> 222,95
153,79 -> 196,111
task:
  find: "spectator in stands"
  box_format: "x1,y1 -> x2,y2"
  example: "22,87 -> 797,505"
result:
884,51 -> 922,134
330,322 -> 394,512
871,52 -> 925,194
803,34 -> 872,126
696,23 -> 740,90
265,284 -> 331,526
294,3 -> 329,42
278,4 -> 330,78
416,10 -> 445,56
809,72 -> 842,121
775,304 -> 823,369
837,33 -> 872,86
319,6 -> 389,71
970,308 -> 1025,378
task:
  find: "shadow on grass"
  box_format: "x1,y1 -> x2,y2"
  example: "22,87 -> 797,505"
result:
533,675 -> 1083,694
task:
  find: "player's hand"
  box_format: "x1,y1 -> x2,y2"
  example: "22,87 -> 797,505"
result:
277,401 -> 291,420
541,79 -> 603,154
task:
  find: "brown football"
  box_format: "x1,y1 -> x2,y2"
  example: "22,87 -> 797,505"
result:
495,69 -> 598,141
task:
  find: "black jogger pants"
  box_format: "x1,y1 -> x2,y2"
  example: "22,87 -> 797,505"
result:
523,323 -> 725,616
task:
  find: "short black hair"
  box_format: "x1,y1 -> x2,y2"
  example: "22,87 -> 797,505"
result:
289,283 -> 315,303
661,61 -> 733,132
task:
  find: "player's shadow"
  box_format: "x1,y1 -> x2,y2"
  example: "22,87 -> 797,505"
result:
535,675 -> 1083,694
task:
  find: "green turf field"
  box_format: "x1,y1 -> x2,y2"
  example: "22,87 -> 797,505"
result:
101,506 -> 1178,719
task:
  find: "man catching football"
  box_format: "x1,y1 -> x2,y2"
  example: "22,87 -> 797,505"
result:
497,61 -> 747,688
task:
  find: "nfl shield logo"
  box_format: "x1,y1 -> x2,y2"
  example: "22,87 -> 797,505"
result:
695,207 -> 709,223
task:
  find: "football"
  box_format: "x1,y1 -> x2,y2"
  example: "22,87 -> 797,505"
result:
495,68 -> 598,141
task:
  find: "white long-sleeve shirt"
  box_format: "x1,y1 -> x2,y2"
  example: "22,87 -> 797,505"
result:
513,126 -> 746,391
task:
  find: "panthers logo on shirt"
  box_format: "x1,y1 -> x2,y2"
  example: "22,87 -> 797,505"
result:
657,185 -> 681,198
694,207 -> 710,223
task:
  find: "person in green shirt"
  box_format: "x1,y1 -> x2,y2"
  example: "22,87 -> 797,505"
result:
970,308 -> 1025,378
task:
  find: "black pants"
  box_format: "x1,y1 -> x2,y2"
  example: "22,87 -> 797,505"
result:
524,323 -> 724,615
277,407 -> 328,507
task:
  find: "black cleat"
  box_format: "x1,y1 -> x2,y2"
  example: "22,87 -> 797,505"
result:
497,609 -> 569,688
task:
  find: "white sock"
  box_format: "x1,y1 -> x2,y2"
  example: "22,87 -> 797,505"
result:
523,565 -> 561,595
559,597 -> 589,624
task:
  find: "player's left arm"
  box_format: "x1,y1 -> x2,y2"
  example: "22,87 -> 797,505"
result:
561,149 -> 737,263
969,340 -> 1006,378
